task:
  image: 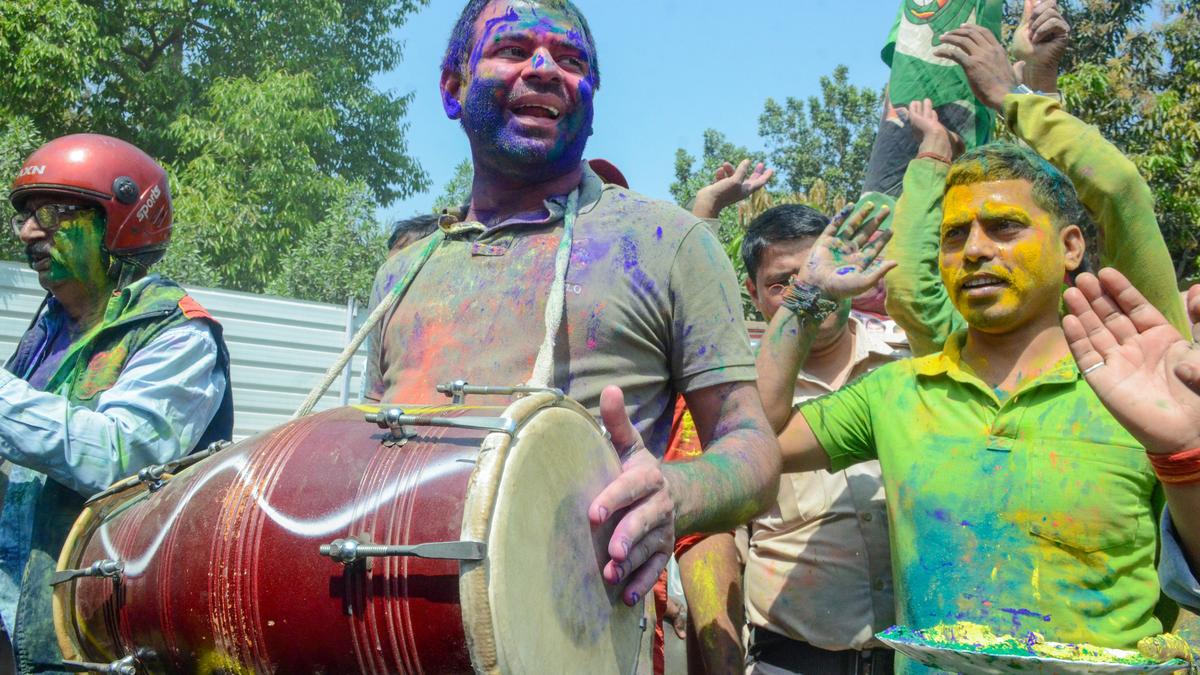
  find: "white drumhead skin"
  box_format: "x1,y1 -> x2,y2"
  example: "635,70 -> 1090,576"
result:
484,402 -> 643,674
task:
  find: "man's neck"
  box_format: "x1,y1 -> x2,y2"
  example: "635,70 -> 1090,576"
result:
803,322 -> 857,388
54,282 -> 116,336
961,317 -> 1069,396
466,162 -> 585,228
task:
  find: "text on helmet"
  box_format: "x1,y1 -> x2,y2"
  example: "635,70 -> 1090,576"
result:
136,185 -> 162,222
17,165 -> 46,178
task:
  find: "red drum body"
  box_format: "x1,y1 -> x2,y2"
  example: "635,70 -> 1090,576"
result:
54,393 -> 643,674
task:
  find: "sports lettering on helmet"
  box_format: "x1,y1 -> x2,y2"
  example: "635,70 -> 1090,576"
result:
136,185 -> 162,222
17,165 -> 46,178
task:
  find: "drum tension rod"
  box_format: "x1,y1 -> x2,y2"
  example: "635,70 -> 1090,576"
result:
365,408 -> 518,444
84,439 -> 233,506
437,380 -> 565,404
319,537 -> 486,565
51,559 -> 124,587
60,655 -> 139,675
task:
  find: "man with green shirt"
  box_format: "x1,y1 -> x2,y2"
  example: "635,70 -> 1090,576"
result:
767,11 -> 1186,672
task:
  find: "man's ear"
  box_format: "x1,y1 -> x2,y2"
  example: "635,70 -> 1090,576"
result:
441,69 -> 465,120
745,276 -> 765,315
1061,223 -> 1086,272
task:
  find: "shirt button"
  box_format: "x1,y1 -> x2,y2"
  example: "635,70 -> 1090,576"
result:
873,579 -> 885,591
862,512 -> 874,522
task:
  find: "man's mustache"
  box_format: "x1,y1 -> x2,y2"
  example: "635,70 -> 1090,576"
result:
25,242 -> 51,265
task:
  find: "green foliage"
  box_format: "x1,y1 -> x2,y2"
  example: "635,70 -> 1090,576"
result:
0,117 -> 44,262
1045,0 -> 1200,281
264,184 -> 386,306
433,159 -> 474,214
671,66 -> 877,320
0,0 -> 429,303
758,65 -> 881,205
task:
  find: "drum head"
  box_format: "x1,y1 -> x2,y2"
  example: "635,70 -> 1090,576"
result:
469,399 -> 643,674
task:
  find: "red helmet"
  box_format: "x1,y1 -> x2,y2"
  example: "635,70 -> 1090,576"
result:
10,134 -> 171,259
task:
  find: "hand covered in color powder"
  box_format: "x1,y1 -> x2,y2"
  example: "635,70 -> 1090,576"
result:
589,385 -> 675,606
1063,269 -> 1200,455
935,23 -> 1020,112
691,159 -> 774,220
1011,0 -> 1070,93
799,202 -> 897,302
907,98 -> 965,161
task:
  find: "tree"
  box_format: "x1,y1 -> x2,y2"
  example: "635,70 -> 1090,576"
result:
0,0 -> 429,301
1001,0 -> 1200,282
433,159 -> 474,214
758,65 -> 881,206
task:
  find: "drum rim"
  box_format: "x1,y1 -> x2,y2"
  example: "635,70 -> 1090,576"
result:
458,391 -> 602,673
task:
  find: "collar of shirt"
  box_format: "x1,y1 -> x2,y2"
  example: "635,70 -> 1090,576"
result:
436,161 -> 606,239
913,329 -> 1080,405
795,317 -> 897,396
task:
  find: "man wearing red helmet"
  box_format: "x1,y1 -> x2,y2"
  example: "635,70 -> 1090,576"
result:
0,134 -> 232,673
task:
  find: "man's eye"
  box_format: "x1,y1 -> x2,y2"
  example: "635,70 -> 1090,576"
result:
942,226 -> 966,241
496,46 -> 527,59
559,55 -> 586,72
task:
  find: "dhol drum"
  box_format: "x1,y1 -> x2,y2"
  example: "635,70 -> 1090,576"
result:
53,388 -> 645,674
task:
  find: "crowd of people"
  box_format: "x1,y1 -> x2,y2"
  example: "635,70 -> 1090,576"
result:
1,0 -> 1199,673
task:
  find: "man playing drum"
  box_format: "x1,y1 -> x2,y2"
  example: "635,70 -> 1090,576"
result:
0,135 -> 233,674
365,0 -> 781,609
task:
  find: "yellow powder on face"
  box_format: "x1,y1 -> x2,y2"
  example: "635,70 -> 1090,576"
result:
939,181 -> 1064,329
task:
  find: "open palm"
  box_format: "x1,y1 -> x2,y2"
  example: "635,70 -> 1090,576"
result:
801,202 -> 897,301
1063,269 -> 1200,455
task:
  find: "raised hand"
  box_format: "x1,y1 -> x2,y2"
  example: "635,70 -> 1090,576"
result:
1062,268 -> 1200,455
799,202 -> 896,301
692,159 -> 775,219
1011,0 -> 1070,92
934,23 -> 1019,111
588,385 -> 675,606
907,98 -> 963,160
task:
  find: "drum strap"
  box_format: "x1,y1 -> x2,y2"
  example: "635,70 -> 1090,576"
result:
293,229 -> 446,417
527,188 -> 580,388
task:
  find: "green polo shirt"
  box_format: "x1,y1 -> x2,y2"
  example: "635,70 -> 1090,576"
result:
799,331 -> 1163,660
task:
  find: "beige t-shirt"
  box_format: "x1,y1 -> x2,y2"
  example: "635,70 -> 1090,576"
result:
364,165 -> 757,455
744,319 -> 897,650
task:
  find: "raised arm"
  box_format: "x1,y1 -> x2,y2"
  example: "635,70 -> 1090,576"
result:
883,99 -> 963,356
1062,269 -> 1200,581
937,4 -> 1189,334
759,202 -> 896,471
691,159 -> 774,220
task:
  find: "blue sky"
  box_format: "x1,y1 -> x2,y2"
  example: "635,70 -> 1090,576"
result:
376,1 -> 901,222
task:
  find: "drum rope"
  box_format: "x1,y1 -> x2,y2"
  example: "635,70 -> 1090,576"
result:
293,230 -> 446,417
526,188 -> 579,389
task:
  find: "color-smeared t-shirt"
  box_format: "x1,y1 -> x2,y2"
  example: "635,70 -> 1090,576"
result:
799,331 -> 1164,671
363,165 -> 757,455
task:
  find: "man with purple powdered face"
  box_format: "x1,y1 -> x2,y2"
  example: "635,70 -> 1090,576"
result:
363,0 -> 780,612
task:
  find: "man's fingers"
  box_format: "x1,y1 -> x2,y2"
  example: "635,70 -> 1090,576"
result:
1032,15 -> 1068,43
850,204 -> 890,247
861,229 -> 894,266
1185,285 -> 1200,340
1021,0 -> 1036,24
1064,279 -> 1121,357
865,259 -> 898,285
1096,267 -> 1171,336
603,522 -> 672,585
1076,270 -> 1141,345
589,450 -> 663,528
618,552 -> 670,606
730,158 -> 751,183
1175,351 -> 1200,396
752,167 -> 775,188
1062,313 -> 1105,374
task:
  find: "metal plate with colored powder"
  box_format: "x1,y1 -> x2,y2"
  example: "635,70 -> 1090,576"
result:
877,626 -> 1188,674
